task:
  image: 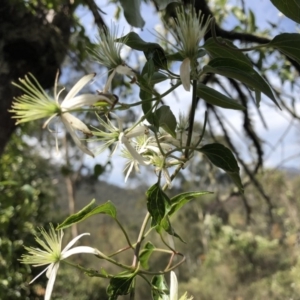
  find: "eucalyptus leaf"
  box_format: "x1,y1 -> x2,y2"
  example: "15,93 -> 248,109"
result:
57,200 -> 117,230
203,37 -> 252,66
270,0 -> 300,23
197,83 -> 246,110
203,58 -> 280,108
269,33 -> 300,65
146,183 -> 171,226
119,0 -> 145,28
198,143 -> 244,192
169,191 -> 213,216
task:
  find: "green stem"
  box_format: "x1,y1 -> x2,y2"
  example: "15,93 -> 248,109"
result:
115,218 -> 134,249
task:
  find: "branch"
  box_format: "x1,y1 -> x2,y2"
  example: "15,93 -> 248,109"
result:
85,0 -> 107,32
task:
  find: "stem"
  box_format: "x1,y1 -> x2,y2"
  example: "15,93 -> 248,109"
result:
114,218 -> 134,249
184,80 -> 198,159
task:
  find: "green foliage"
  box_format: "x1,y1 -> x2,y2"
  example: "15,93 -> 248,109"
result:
0,135 -> 56,299
270,0 -> 300,23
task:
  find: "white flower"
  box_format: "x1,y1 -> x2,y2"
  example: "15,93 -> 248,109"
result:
90,25 -> 136,92
170,271 -> 193,300
92,113 -> 149,164
10,73 -> 111,156
20,224 -> 98,300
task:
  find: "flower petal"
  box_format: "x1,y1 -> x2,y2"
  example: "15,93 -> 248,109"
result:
61,94 -> 108,110
61,116 -> 94,157
62,73 -> 96,104
45,263 -> 59,300
170,271 -> 179,300
104,69 -> 116,93
121,135 -> 147,166
62,246 -> 98,259
180,58 -> 191,91
62,113 -> 91,135
62,233 -> 90,254
29,264 -> 51,284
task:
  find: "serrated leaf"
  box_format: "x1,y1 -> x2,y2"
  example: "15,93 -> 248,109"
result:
270,0 -> 300,23
198,143 -> 244,192
197,83 -> 246,110
203,58 -> 280,108
169,191 -> 213,216
107,271 -> 135,298
146,183 -> 171,226
57,200 -> 117,230
152,106 -> 177,138
269,33 -> 300,65
139,242 -> 156,270
203,37 -> 252,66
119,0 -> 145,28
151,275 -> 169,300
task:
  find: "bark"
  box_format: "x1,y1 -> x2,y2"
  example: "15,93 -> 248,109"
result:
0,0 -> 72,156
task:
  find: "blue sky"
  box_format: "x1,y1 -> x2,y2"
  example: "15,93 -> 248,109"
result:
72,0 -> 300,187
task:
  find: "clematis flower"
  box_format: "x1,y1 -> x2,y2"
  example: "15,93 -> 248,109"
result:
156,6 -> 211,91
90,25 -> 136,92
20,224 -> 98,300
170,271 -> 193,300
10,73 -> 110,156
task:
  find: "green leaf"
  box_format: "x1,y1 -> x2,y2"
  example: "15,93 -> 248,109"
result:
269,33 -> 300,65
144,72 -> 169,85
151,106 -> 177,138
270,0 -> 300,23
119,0 -> 145,28
197,83 -> 246,110
151,275 -> 169,300
203,58 -> 280,108
107,271 -> 135,299
93,164 -> 104,178
169,191 -> 213,216
158,217 -> 185,243
153,0 -> 180,10
203,37 -> 252,66
57,200 -> 117,230
139,242 -> 155,270
146,183 -> 171,226
144,47 -> 168,70
166,48 -> 206,61
198,143 -> 244,192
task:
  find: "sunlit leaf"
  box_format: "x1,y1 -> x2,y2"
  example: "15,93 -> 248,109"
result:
139,242 -> 155,270
151,274 -> 169,300
107,271 -> 135,298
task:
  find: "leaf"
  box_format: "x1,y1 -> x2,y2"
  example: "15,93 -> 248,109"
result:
107,271 -> 135,299
197,83 -> 246,110
166,49 -> 206,61
119,0 -> 145,28
198,143 -> 244,192
203,37 -> 252,66
269,33 -> 300,65
146,183 -> 171,226
144,47 -> 168,70
152,0 -> 180,10
270,0 -> 300,23
144,72 -> 169,85
203,58 -> 280,108
151,275 -> 169,300
169,191 -> 213,216
57,200 -> 117,230
158,217 -> 186,243
139,242 -> 155,270
152,106 -> 177,138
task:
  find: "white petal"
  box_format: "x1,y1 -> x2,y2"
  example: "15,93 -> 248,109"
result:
125,125 -> 149,139
62,233 -> 90,254
29,264 -> 51,284
61,117 -> 94,157
180,58 -> 191,91
170,271 -> 179,300
62,113 -> 91,135
45,263 -> 59,300
104,69 -> 116,93
61,94 -> 108,110
62,73 -> 96,104
62,246 -> 98,259
122,136 -> 147,166
115,64 -> 135,76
